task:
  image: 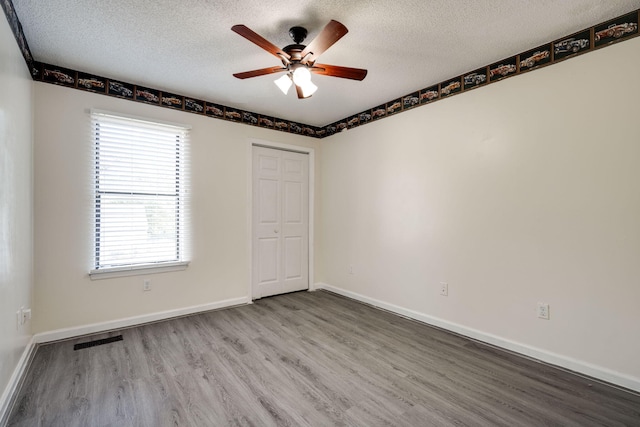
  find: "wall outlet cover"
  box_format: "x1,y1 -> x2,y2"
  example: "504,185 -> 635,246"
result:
440,282 -> 448,296
537,303 -> 550,320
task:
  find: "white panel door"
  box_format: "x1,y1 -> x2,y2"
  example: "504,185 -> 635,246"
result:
252,146 -> 309,299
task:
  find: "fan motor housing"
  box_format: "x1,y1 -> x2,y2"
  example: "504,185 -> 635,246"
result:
283,44 -> 306,60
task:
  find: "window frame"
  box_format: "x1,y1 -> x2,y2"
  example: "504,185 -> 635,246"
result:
89,110 -> 190,280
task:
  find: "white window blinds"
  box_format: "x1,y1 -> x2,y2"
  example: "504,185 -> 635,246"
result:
91,111 -> 190,274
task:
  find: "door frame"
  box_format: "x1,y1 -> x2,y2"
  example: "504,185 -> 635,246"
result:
247,138 -> 315,301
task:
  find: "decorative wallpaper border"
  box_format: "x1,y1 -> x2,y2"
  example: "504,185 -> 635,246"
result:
321,9 -> 639,136
1,0 -> 37,76
2,1 -> 638,139
31,60 -> 325,137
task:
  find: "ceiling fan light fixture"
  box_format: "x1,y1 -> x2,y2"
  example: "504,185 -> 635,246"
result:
275,65 -> 317,98
291,64 -> 317,98
274,73 -> 293,94
292,65 -> 311,85
299,79 -> 318,98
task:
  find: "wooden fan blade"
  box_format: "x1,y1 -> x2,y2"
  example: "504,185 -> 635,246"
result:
300,20 -> 348,64
232,25 -> 291,60
310,63 -> 368,80
233,66 -> 287,79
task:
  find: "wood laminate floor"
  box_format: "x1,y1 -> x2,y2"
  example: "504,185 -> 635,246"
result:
7,290 -> 640,426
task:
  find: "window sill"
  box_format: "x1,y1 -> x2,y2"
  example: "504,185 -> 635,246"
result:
89,261 -> 189,280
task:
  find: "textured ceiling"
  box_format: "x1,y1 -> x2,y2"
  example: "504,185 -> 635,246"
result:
11,0 -> 640,126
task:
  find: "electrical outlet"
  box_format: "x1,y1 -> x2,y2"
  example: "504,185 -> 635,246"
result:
143,279 -> 152,291
537,303 -> 550,320
440,282 -> 448,296
22,308 -> 32,324
16,306 -> 30,329
348,265 -> 354,275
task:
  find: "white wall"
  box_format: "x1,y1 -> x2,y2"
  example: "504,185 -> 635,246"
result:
33,83 -> 319,333
0,12 -> 34,414
319,37 -> 640,389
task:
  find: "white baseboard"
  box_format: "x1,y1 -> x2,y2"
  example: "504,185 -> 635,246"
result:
34,296 -> 250,344
314,282 -> 640,393
0,337 -> 36,426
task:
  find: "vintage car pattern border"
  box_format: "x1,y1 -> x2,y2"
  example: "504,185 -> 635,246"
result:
321,7 -> 640,137
2,1 -> 639,139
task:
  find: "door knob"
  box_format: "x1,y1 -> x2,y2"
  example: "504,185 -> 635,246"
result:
274,229 -> 279,233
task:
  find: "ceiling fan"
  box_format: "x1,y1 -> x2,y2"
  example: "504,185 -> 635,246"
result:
232,20 -> 367,99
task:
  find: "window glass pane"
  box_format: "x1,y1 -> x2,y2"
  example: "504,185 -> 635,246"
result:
96,127 -> 179,194
97,194 -> 179,267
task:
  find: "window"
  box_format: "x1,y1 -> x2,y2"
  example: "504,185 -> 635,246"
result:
90,111 -> 190,277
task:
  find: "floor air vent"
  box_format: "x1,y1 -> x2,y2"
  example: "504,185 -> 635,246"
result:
73,335 -> 123,351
